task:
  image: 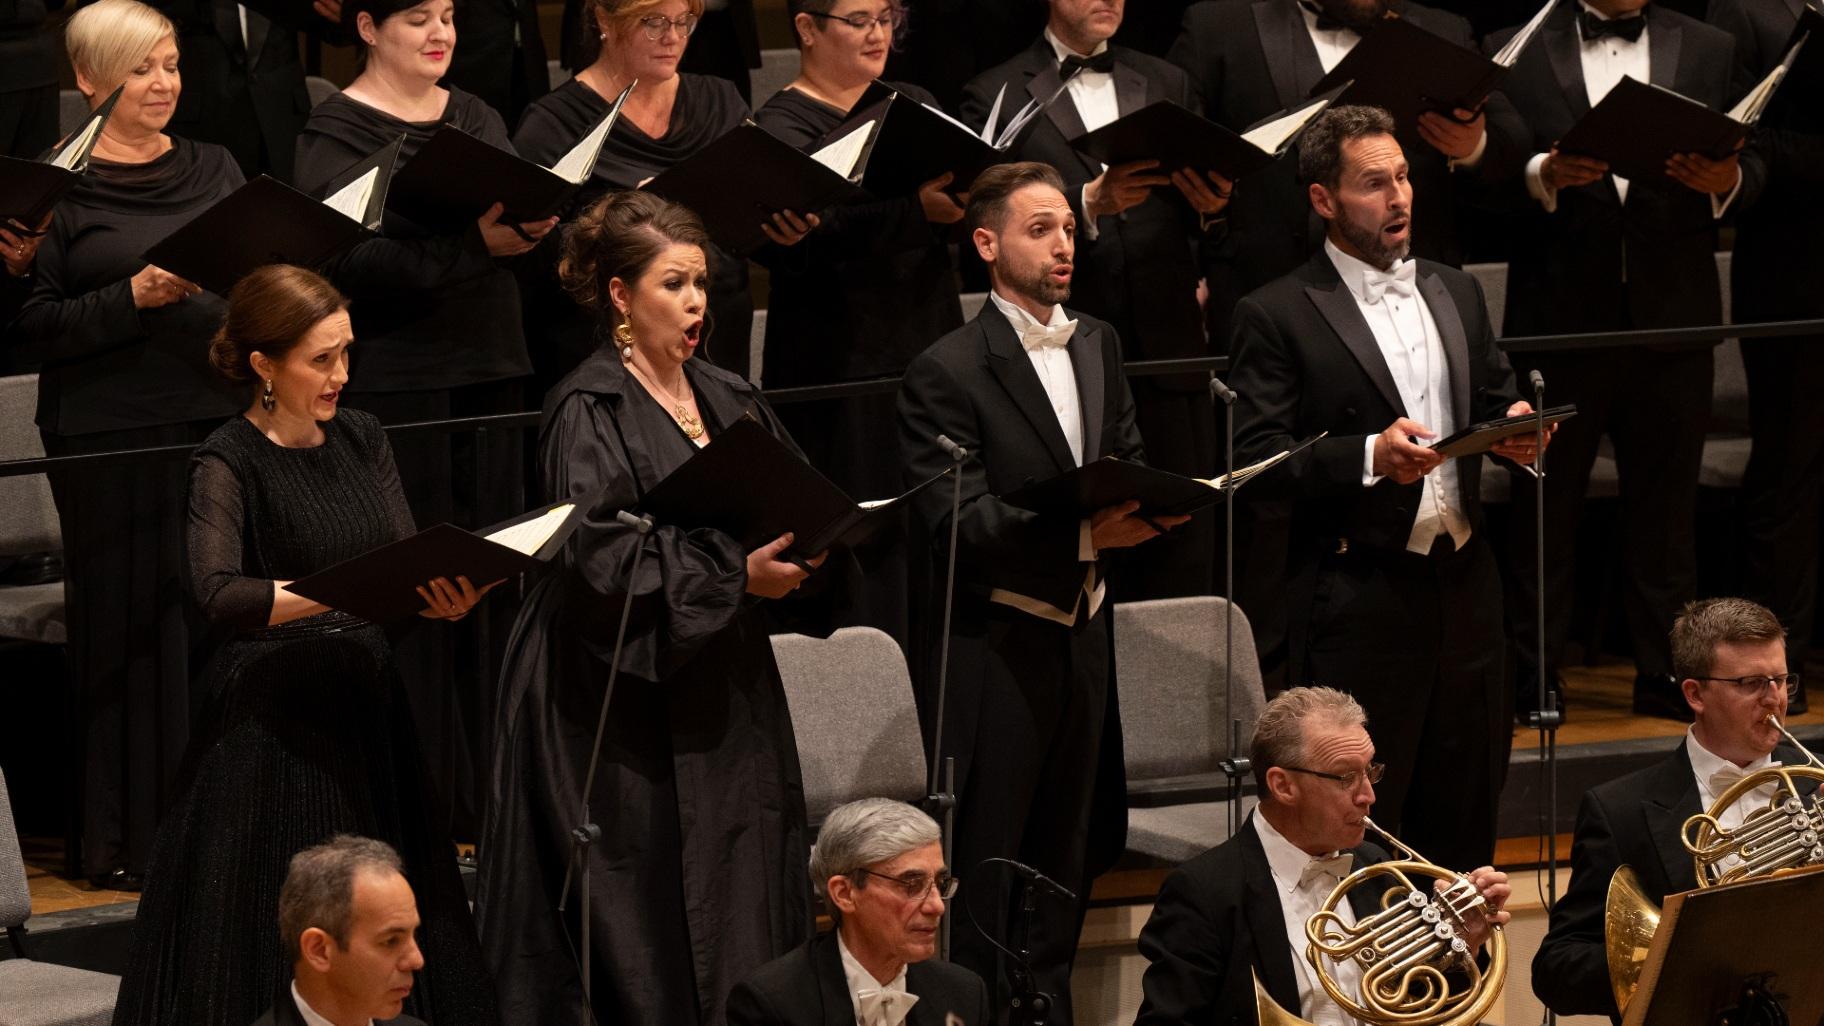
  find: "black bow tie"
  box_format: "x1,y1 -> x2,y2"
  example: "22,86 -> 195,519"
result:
1060,51 -> 1116,77
1299,0 -> 1350,32
1579,10 -> 1646,43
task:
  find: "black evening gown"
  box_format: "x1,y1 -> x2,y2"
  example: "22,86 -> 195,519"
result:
512,74 -> 756,383
111,411 -> 499,1026
752,83 -> 964,642
12,138 -> 245,880
475,350 -> 812,1026
294,88 -> 531,838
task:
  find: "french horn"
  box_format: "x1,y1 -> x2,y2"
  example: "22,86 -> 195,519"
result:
1253,818 -> 1507,1026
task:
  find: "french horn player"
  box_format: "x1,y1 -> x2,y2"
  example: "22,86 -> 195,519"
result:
1535,598 -> 1820,1021
1135,687 -> 1511,1026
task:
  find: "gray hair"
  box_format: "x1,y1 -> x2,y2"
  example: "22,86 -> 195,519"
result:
808,798 -> 941,906
1298,104 -> 1398,190
277,835 -> 405,962
1671,597 -> 1786,682
1250,686 -> 1368,793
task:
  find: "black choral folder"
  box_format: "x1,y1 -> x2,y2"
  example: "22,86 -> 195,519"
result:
1069,85 -> 1345,180
1429,404 -> 1576,459
143,137 -> 401,297
633,417 -> 948,561
643,122 -> 867,255
386,81 -> 631,231
815,82 -> 1014,198
1002,434 -> 1324,520
285,500 -> 585,622
0,86 -> 121,230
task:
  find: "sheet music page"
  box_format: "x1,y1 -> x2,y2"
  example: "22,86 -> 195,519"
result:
322,166 -> 381,221
49,116 -> 105,171
857,497 -> 893,510
924,101 -> 980,137
811,121 -> 876,178
483,504 -> 576,555
1239,98 -> 1329,155
1729,35 -> 1804,123
1492,0 -> 1554,66
552,109 -> 618,182
980,84 -> 1007,143
1199,450 -> 1293,490
994,90 -> 1057,149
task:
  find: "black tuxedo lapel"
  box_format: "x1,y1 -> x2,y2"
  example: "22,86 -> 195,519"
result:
1647,10 -> 1683,91
981,304 -> 1080,474
1639,745 -> 1704,894
1239,822 -> 1303,1014
211,0 -> 248,59
1416,269 -> 1471,423
1068,320 -> 1106,461
1252,0 -> 1325,110
1030,65 -> 1091,145
812,932 -> 857,1026
1112,60 -> 1147,119
244,8 -> 271,71
1303,258 -> 1406,416
1543,19 -> 1591,120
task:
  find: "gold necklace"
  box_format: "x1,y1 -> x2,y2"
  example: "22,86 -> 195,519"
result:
630,361 -> 704,440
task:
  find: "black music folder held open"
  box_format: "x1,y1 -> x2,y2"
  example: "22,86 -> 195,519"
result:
643,122 -> 867,254
1069,85 -> 1345,180
0,86 -> 121,230
1310,0 -> 1552,126
1429,404 -> 1576,459
284,500 -> 585,622
1002,434 -> 1325,520
143,138 -> 400,297
386,81 -> 631,231
814,81 -> 1023,199
634,417 -> 948,561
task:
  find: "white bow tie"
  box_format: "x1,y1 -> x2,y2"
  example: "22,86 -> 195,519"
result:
857,987 -> 919,1026
1020,320 -> 1078,351
1299,852 -> 1354,890
1709,762 -> 1776,796
1362,261 -> 1417,303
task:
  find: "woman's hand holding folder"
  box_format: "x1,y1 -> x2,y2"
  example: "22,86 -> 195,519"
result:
415,574 -> 504,621
745,533 -> 826,599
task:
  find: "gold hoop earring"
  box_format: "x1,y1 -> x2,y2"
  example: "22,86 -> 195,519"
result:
260,379 -> 275,412
615,321 -> 635,361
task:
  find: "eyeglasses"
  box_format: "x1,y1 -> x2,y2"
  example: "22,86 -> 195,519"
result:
808,8 -> 899,32
636,13 -> 698,39
852,868 -> 958,901
1696,673 -> 1801,697
1284,762 -> 1386,791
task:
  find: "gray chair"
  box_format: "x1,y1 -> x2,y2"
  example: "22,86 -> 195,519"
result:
1115,597 -> 1267,863
546,59 -> 568,91
751,48 -> 801,109
771,627 -> 928,825
305,75 -> 339,109
0,375 -> 64,646
57,91 -> 89,139
0,769 -> 120,1026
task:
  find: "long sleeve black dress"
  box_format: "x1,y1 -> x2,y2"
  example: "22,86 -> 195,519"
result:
111,410 -> 499,1026
12,137 -> 245,881
475,350 -> 812,1026
512,74 -> 756,384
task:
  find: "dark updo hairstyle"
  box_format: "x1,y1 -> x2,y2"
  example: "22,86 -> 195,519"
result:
208,265 -> 350,388
341,0 -> 437,66
557,190 -> 712,333
787,0 -> 907,51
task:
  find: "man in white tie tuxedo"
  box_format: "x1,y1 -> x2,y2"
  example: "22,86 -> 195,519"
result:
726,800 -> 990,1026
898,161 -> 1186,1025
1534,597 -> 1819,1019
1135,686 -> 1512,1026
1228,104 -> 1546,875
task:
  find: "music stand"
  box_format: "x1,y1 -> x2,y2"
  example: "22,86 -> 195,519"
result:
1621,867 -> 1824,1026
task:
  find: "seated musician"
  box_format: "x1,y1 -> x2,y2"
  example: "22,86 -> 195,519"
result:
1534,597 -> 1817,1020
1134,686 -> 1510,1025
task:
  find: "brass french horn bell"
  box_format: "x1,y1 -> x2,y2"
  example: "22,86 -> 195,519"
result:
1252,818 -> 1507,1026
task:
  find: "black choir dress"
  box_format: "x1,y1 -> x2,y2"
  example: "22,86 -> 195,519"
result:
475,350 -> 812,1026
111,411 -> 498,1026
512,74 -> 755,383
12,137 -> 245,880
294,87 -> 531,837
752,83 -> 964,641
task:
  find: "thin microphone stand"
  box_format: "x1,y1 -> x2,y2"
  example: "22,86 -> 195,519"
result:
929,434 -> 968,960
1210,376 -> 1251,837
556,509 -> 653,1024
1519,372 -> 1561,1026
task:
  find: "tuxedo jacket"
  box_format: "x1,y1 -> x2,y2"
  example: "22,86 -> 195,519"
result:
725,931 -> 992,1026
1228,249 -> 1520,558
249,992 -> 425,1026
897,301 -> 1147,614
444,0 -> 548,126
156,0 -> 316,181
1167,0 -> 1516,337
1532,740 -> 1818,1021
959,38 -> 1214,375
1486,1 -> 1761,335
882,0 -> 1046,113
1134,816 -> 1392,1026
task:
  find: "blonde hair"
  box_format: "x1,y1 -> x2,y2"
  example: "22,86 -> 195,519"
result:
65,0 -> 176,96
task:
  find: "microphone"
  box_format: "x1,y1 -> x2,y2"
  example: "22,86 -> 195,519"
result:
1209,375 -> 1238,406
936,433 -> 968,462
1528,369 -> 1545,398
615,510 -> 655,534
1000,858 -> 1078,901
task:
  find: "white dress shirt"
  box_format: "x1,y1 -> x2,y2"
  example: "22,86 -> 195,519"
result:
837,932 -> 919,1026
1253,810 -> 1364,1026
1526,2 -> 1739,216
1046,29 -> 1121,241
292,982 -> 373,1026
1687,727 -> 1781,875
985,290 -> 1104,626
1326,240 -> 1470,554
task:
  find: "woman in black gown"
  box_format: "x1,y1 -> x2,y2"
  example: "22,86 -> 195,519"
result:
293,0 -> 555,836
753,0 -> 965,638
476,192 -> 819,1026
13,0 -> 244,888
112,265 -> 499,1026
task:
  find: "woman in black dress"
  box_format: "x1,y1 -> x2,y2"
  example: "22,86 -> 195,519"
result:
13,0 -> 244,888
112,264 -> 499,1026
294,0 -> 554,836
476,192 -> 819,1026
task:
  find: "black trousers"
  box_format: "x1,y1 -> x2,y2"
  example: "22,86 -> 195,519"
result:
1506,346 -> 1713,680
1115,380 -> 1218,600
0,84 -> 58,160
944,601 -> 1118,1026
1740,336 -> 1824,659
1296,533 -> 1509,871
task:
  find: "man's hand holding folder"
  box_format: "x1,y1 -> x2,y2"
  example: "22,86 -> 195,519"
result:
746,533 -> 828,598
1091,500 -> 1191,551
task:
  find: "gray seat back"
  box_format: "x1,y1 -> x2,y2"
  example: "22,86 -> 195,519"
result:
0,375 -> 60,557
1115,597 -> 1266,780
1,769 -> 31,931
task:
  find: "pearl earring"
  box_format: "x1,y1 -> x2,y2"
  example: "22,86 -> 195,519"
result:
615,321 -> 635,361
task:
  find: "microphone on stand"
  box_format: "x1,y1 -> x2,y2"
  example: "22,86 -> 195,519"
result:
997,857 -> 1078,901
928,433 -> 969,960
1521,369 -> 1561,1026
1209,375 -> 1249,837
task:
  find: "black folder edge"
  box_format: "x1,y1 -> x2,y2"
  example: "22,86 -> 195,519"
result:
316,134 -> 406,229
1310,16 -> 1505,121
1555,78 -> 1747,180
1069,82 -> 1348,179
642,122 -> 868,255
1002,432 -> 1327,520
1,85 -> 123,231
1430,404 -> 1577,459
828,82 -> 1007,196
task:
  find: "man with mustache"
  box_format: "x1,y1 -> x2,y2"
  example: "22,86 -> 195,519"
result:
898,161 -> 1185,1025
1227,106 -> 1546,873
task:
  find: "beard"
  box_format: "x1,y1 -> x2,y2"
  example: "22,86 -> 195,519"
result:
1009,258 -> 1072,306
1317,0 -> 1393,32
1336,209 -> 1410,269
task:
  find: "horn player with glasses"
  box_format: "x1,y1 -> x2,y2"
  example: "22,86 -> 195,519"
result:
1534,597 -> 1824,1022
1134,687 -> 1510,1026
